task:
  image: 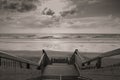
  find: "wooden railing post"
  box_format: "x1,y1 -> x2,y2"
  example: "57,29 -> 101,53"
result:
70,54 -> 75,64
60,75 -> 62,80
19,62 -> 23,68
87,62 -> 91,65
26,63 -> 30,69
37,49 -> 50,70
70,49 -> 78,64
43,49 -> 50,66
82,63 -> 85,66
96,57 -> 102,69
0,57 -> 1,66
3,59 -> 5,68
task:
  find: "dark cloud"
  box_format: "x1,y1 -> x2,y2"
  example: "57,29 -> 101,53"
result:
60,9 -> 76,17
71,0 -> 120,17
0,0 -> 38,12
41,7 -> 55,16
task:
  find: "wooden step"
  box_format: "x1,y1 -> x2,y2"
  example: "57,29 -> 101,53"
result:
43,63 -> 79,76
42,79 -> 60,80
42,75 -> 78,80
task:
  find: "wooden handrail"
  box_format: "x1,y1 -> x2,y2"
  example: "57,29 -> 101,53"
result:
0,49 -> 50,70
0,51 -> 39,66
82,48 -> 120,64
100,48 -> 120,58
70,49 -> 89,64
37,49 -> 50,70
38,53 -> 45,65
75,49 -> 89,62
69,50 -> 76,64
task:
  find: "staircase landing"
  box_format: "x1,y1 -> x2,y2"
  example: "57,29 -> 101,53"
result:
42,62 -> 79,80
43,63 -> 78,76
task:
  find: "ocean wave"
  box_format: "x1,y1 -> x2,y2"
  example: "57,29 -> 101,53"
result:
0,34 -> 120,39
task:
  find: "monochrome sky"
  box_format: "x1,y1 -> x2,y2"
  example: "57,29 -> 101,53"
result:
0,0 -> 120,33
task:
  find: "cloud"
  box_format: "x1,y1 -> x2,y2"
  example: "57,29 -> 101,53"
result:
7,14 -> 119,30
50,16 -> 120,30
70,0 -> 120,17
88,0 -> 100,4
40,0 -> 77,17
1,0 -> 120,33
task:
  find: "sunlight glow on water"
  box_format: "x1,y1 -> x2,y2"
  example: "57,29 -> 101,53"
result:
0,34 -> 120,52
0,39 -> 120,52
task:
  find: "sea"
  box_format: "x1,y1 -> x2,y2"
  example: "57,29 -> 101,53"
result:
0,33 -> 120,53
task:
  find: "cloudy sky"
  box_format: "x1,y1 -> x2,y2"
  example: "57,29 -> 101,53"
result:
0,0 -> 120,34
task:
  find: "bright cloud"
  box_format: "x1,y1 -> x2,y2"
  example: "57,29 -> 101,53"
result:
40,0 -> 76,16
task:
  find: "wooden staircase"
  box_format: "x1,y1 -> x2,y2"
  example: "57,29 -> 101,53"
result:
41,57 -> 79,80
1,49 -> 120,80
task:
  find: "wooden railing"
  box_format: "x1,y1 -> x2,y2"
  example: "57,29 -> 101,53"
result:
37,49 -> 50,72
70,49 -> 92,80
82,48 -> 120,69
70,49 -> 87,75
0,50 -> 51,80
69,48 -> 120,80
0,51 -> 39,69
70,48 -> 120,71
0,49 -> 50,71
